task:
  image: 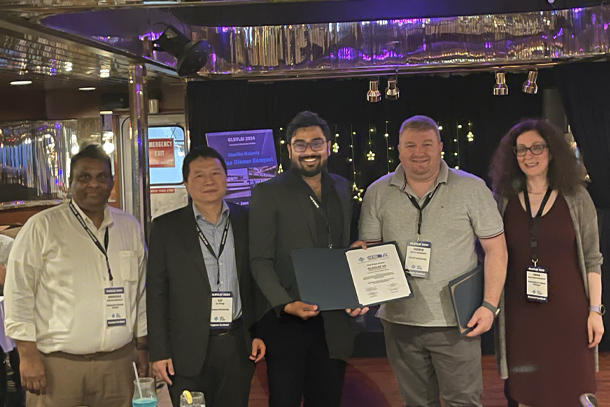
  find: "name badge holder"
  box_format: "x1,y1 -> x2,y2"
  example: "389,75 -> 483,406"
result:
70,202 -> 129,327
405,184 -> 440,278
196,219 -> 235,329
523,188 -> 552,303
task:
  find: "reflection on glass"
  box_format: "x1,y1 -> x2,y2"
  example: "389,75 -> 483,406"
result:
0,120 -> 77,204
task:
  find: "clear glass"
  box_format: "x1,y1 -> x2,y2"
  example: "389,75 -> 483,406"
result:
180,391 -> 205,407
132,377 -> 157,407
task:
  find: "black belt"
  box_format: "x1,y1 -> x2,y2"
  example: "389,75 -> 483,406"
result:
209,317 -> 243,337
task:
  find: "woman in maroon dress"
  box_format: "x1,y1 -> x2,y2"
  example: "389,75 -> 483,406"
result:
489,119 -> 604,407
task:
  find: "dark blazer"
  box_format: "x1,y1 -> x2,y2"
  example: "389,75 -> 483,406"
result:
147,202 -> 257,377
249,169 -> 356,360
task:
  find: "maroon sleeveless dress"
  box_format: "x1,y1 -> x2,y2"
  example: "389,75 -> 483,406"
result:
503,194 -> 595,407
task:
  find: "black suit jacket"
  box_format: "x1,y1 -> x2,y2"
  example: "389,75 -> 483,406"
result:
249,169 -> 356,360
147,202 -> 257,377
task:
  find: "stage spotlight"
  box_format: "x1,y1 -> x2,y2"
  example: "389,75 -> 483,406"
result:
522,70 -> 538,94
385,78 -> 400,100
156,25 -> 211,77
493,72 -> 509,96
367,80 -> 381,102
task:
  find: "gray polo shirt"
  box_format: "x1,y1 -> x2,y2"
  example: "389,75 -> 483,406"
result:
359,160 -> 503,327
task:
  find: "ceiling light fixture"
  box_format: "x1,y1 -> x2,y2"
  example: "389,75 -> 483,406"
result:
10,80 -> 32,86
385,78 -> 400,100
155,25 -> 211,77
79,87 -> 96,91
367,79 -> 381,102
522,70 -> 538,94
493,72 -> 509,96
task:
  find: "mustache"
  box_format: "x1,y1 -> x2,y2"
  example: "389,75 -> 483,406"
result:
299,155 -> 321,161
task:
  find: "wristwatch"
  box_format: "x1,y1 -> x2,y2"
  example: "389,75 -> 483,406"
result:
482,301 -> 500,317
589,304 -> 606,316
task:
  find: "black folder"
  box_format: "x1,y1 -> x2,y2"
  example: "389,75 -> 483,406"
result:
447,263 -> 483,336
290,247 -> 360,311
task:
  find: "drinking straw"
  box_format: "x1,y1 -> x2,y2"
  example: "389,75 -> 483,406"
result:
133,362 -> 143,399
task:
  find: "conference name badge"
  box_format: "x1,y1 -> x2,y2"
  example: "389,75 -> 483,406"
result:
526,266 -> 548,303
211,292 -> 233,329
105,287 -> 127,327
405,241 -> 432,278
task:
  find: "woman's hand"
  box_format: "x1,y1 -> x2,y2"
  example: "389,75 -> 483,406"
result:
587,312 -> 604,348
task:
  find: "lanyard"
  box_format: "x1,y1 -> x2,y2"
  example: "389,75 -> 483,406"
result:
406,184 -> 441,238
309,195 -> 333,249
196,217 -> 231,288
523,188 -> 552,266
69,202 -> 113,283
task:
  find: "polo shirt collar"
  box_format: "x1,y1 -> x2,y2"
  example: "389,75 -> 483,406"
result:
390,160 -> 450,191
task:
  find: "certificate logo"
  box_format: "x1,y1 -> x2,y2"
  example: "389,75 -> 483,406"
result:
358,257 -> 365,263
367,253 -> 389,260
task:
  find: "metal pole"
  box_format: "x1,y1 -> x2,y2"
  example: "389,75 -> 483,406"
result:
128,64 -> 151,239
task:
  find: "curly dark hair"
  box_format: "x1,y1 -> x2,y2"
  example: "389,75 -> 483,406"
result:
489,118 -> 584,198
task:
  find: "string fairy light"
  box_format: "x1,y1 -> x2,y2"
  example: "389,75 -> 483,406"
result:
384,121 -> 391,173
366,124 -> 376,161
332,125 -> 340,154
466,121 -> 474,143
277,127 -> 284,173
349,125 -> 364,202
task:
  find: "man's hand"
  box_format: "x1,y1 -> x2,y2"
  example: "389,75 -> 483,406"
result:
283,301 -> 320,320
466,306 -> 494,337
350,240 -> 368,249
588,312 -> 604,348
345,307 -> 369,317
249,338 -> 266,363
0,263 -> 6,286
152,359 -> 174,385
136,350 -> 150,377
20,352 -> 46,395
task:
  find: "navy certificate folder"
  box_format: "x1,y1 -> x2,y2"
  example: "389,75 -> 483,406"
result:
448,263 -> 484,336
291,247 -> 360,311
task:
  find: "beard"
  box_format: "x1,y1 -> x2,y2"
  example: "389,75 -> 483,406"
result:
292,154 -> 327,178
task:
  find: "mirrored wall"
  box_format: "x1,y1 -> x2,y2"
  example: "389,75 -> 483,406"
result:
0,119 -> 106,206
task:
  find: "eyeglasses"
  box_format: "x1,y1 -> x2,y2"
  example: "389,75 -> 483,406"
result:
513,144 -> 547,157
291,139 -> 327,153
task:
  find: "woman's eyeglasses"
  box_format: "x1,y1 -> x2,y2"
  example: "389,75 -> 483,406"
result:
513,144 -> 547,157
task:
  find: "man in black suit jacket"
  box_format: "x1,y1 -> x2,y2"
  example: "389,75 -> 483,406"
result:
250,111 -> 368,407
147,146 -> 265,407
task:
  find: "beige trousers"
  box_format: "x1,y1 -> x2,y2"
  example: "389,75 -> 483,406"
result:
26,343 -> 137,407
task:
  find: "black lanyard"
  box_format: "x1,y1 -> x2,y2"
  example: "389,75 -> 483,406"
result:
196,217 -> 231,288
309,195 -> 333,249
523,188 -> 552,266
406,184 -> 441,237
69,202 -> 113,283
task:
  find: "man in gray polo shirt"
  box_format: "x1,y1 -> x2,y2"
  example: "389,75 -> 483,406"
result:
358,115 -> 507,407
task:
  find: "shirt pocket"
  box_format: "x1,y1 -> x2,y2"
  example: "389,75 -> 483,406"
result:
119,251 -> 138,282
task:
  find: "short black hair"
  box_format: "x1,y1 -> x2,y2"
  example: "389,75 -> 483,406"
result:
182,146 -> 228,182
285,111 -> 331,144
69,144 -> 112,182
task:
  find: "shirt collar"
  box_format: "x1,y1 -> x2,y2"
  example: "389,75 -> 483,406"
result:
192,201 -> 230,227
390,160 -> 450,191
70,200 -> 113,230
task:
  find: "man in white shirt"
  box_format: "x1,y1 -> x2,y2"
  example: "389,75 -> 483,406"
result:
4,144 -> 148,407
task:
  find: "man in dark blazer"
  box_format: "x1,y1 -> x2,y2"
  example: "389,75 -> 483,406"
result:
250,111 -> 367,407
147,146 -> 265,407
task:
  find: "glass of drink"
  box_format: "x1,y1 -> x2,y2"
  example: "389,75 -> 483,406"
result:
132,377 -> 157,407
180,391 -> 205,407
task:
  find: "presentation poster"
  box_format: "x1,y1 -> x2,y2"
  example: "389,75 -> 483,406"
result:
206,129 -> 278,206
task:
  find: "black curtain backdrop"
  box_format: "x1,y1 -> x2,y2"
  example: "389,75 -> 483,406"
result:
556,61 -> 610,351
187,72 -> 543,185
186,70 -> 610,355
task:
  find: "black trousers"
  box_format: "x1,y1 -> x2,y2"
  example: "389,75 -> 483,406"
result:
258,310 -> 347,407
168,322 -> 255,407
